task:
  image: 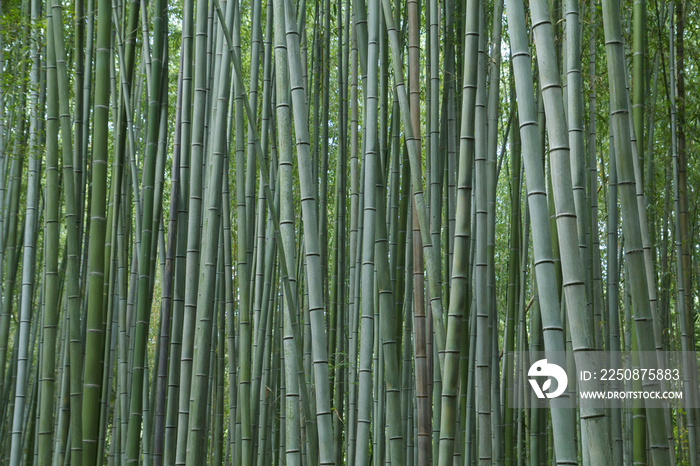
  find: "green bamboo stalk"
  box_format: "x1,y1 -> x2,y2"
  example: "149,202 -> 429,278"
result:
249,0 -> 267,437
251,183 -> 269,463
667,3 -> 699,458
380,0 -> 446,365
319,0 -> 331,313
473,9 -> 494,463
39,0 -> 60,458
230,0 -> 256,460
672,15 -> 695,435
332,2 -> 350,461
81,0 -> 95,209
125,0 -> 167,459
374,121 -> 405,466
632,0 -> 645,183
282,0 -> 335,461
152,55 -> 183,466
402,201 -> 415,466
373,293 -> 383,465
273,1 -> 302,463
0,41 -> 28,424
505,0 -> 580,462
73,0 -> 85,224
96,280 -> 117,465
487,0 -> 504,460
564,0 -> 592,345
600,0 -> 673,462
223,150 -> 237,465
529,283 -> 545,466
527,0 -> 619,462
185,0 -> 235,457
503,83 -> 521,466
345,23 -> 360,463
164,0 -> 194,459
117,176 -> 132,460
669,5 -> 698,461
81,0 -> 113,457
24,309 -> 41,462
435,0 -> 478,458
218,5 -> 320,462
251,5 -> 275,456
515,188 -> 530,466
9,4 -> 41,459
106,30 -> 141,293
101,6 -> 134,460
253,204 -> 276,465
45,1 -> 84,462
174,0 -> 209,461
428,0 -> 441,290
404,2 -> 433,460
353,0 -> 380,459
245,0 -> 263,276
0,1 -> 5,280
463,292 -> 477,464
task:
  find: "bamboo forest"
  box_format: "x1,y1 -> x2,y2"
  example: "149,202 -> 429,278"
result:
2,0 -> 700,462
